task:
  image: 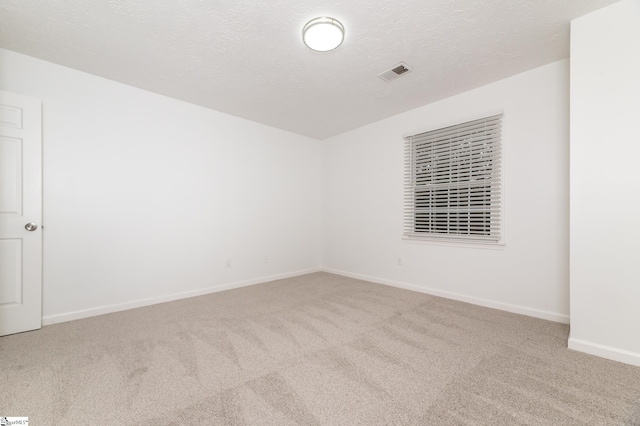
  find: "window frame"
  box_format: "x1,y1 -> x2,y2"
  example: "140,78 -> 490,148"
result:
403,111 -> 506,248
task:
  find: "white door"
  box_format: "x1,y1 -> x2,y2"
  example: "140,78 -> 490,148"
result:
0,90 -> 42,336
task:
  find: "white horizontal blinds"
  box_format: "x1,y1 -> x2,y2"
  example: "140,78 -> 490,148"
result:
404,113 -> 502,242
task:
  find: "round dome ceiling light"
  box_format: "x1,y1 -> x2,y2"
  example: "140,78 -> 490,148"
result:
302,17 -> 345,52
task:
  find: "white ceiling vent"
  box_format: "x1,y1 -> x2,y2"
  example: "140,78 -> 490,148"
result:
378,63 -> 412,82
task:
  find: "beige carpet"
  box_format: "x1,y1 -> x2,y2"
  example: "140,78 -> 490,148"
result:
1,272 -> 639,425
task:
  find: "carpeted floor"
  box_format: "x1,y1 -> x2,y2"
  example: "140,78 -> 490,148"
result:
1,272 -> 639,425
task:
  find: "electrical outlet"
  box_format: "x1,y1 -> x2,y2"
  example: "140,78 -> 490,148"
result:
226,259 -> 231,268
264,256 -> 269,264
397,257 -> 403,266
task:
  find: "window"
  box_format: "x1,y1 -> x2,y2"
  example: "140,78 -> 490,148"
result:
404,113 -> 503,243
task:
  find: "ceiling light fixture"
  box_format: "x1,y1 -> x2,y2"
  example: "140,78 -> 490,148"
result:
302,17 -> 344,52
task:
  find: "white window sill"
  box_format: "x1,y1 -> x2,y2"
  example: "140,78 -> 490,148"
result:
402,237 -> 506,250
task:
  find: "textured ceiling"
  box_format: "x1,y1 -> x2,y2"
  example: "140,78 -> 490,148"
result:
0,0 -> 619,139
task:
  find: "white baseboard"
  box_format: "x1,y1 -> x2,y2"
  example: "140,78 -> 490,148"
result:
568,337 -> 640,367
322,268 -> 570,324
42,268 -> 322,326
42,267 -> 570,327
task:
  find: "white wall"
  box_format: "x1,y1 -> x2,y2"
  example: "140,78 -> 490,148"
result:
569,0 -> 640,366
0,48 -> 322,323
323,60 -> 570,323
